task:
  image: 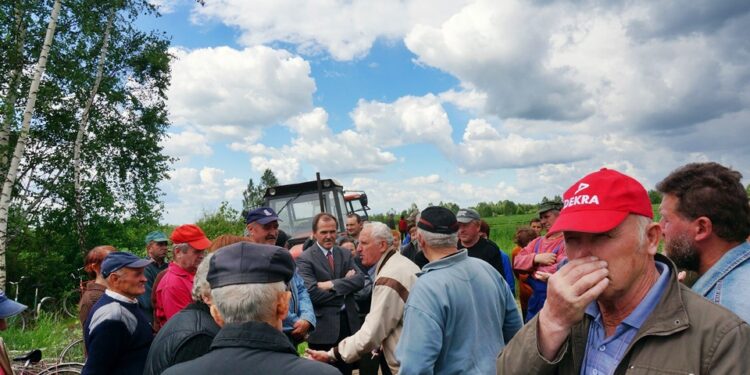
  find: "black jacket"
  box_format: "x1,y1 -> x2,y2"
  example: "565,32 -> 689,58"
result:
143,302 -> 219,375
162,321 -> 340,375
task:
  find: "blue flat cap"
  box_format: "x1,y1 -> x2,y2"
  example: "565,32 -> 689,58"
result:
101,251 -> 152,278
0,290 -> 27,319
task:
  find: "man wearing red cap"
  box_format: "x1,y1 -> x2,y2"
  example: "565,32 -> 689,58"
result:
154,224 -> 211,329
498,168 -> 750,374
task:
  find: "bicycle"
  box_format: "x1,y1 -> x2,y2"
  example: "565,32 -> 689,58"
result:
10,349 -> 82,374
7,277 -> 28,331
57,339 -> 84,365
7,278 -> 57,331
61,268 -> 85,319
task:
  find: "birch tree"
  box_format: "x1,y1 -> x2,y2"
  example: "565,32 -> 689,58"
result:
0,0 -> 61,288
73,4 -> 117,253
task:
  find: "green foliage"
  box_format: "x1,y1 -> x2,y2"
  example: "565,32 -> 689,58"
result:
196,201 -> 245,240
1,0 -> 172,293
242,168 -> 279,212
648,189 -> 662,204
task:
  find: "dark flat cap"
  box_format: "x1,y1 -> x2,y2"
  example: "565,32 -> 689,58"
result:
418,206 -> 459,234
207,242 -> 294,288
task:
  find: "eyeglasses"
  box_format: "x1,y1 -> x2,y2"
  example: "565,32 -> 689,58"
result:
156,241 -> 168,246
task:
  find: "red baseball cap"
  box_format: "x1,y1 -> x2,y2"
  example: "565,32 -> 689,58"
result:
548,168 -> 652,234
170,224 -> 212,250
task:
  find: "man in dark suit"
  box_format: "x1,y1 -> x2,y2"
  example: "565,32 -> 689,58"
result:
297,212 -> 365,375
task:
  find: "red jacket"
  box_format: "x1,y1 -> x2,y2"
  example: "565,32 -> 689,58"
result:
154,262 -> 194,328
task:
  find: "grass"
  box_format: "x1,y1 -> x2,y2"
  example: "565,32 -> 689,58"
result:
484,213 -> 538,254
2,312 -> 82,361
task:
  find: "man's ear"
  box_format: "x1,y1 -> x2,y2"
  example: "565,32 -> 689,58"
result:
694,217 -> 713,242
645,222 -> 661,256
210,304 -> 225,327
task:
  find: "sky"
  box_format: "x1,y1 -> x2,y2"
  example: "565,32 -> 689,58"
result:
140,0 -> 750,225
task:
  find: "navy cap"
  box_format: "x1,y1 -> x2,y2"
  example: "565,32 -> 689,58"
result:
245,207 -> 281,225
207,242 -> 294,288
417,206 -> 459,234
0,290 -> 27,319
101,251 -> 152,278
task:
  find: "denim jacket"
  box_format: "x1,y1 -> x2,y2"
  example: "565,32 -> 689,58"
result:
282,271 -> 317,332
691,241 -> 750,323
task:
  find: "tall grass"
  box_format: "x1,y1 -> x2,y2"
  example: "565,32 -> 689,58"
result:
2,312 -> 82,360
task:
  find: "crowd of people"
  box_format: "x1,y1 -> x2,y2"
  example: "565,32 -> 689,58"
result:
1,161 -> 749,374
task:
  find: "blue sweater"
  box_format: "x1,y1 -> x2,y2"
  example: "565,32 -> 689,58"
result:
396,250 -> 522,374
82,291 -> 153,375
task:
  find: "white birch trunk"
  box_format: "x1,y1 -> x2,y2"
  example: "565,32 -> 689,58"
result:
74,6 -> 116,254
0,3 -> 28,173
0,0 -> 62,289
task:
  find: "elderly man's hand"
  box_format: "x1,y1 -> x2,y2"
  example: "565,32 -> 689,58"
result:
305,349 -> 332,363
291,319 -> 312,339
345,269 -> 356,278
537,256 -> 609,360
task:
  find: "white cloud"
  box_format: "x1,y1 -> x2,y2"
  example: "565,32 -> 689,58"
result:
404,174 -> 442,185
350,94 -> 453,150
162,166 -> 247,224
161,130 -> 212,162
191,0 -> 470,60
168,46 -> 315,133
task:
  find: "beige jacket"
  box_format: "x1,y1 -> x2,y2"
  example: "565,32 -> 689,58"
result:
497,254 -> 750,374
332,250 -> 419,374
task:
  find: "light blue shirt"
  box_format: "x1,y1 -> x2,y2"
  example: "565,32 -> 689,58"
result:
396,250 -> 522,375
581,261 -> 670,375
691,241 -> 750,323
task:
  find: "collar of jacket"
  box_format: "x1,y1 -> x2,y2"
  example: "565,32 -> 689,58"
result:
691,241 -> 750,296
210,321 -> 297,355
375,249 -> 397,275
417,249 -> 468,276
569,253 -> 690,374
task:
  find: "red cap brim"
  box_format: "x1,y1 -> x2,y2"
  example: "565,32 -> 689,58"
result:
548,210 -> 629,235
188,237 -> 212,250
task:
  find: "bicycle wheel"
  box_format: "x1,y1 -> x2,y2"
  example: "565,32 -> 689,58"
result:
37,362 -> 83,374
7,313 -> 26,332
58,339 -> 85,364
61,293 -> 78,319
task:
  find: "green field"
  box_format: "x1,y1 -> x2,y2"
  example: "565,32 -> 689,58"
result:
484,213 -> 538,254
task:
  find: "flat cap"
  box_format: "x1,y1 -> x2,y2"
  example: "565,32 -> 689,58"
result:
418,206 -> 459,234
207,242 -> 294,288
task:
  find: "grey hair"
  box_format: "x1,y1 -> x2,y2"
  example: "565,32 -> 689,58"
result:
211,282 -> 285,324
364,222 -> 393,247
633,214 -> 653,248
417,228 -> 458,249
191,252 -> 213,302
173,243 -> 191,254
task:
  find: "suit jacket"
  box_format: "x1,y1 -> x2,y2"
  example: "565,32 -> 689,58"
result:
296,244 -> 365,345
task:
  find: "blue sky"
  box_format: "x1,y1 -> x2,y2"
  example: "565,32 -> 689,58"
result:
144,0 -> 750,224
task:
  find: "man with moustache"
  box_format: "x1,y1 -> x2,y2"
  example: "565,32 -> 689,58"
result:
297,213 -> 365,375
657,162 -> 750,322
498,168 -> 750,374
245,207 -> 316,343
